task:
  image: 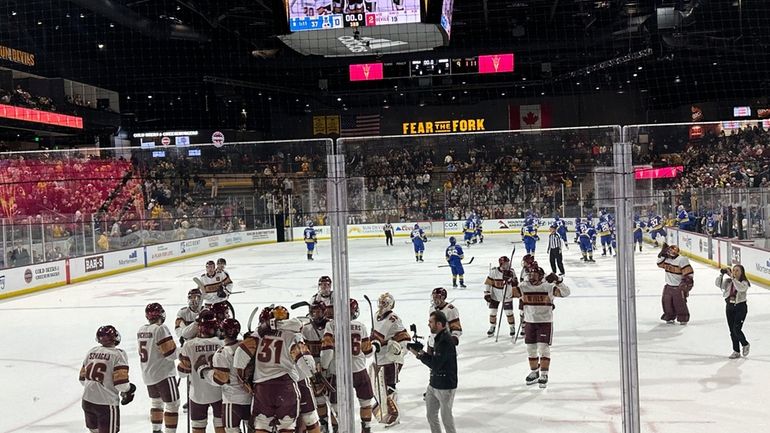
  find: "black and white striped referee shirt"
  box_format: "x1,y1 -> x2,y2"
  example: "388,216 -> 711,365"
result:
547,232 -> 563,252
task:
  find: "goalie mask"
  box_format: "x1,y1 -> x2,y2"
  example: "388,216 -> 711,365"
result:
378,292 -> 395,315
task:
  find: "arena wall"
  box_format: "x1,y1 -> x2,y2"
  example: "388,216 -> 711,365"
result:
0,229 -> 277,300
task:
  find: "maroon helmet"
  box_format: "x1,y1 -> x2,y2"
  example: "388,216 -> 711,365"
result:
220,318 -> 241,340
96,325 -> 121,346
318,275 -> 332,296
498,256 -> 511,270
309,302 -> 327,326
528,267 -> 545,284
211,302 -> 231,321
521,254 -> 535,267
350,298 -> 360,320
145,303 -> 166,323
431,287 -> 447,306
196,309 -> 218,337
187,288 -> 202,311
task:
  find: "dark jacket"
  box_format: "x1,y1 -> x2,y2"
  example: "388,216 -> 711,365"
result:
418,328 -> 457,390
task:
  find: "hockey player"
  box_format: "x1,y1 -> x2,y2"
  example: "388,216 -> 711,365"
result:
305,221 -> 318,261
573,217 -> 581,244
577,220 -> 596,262
472,212 -> 484,244
444,237 -> 466,288
462,218 -> 476,247
429,288 -> 462,348
483,256 -> 517,337
302,302 -> 332,432
197,318 -> 252,433
80,325 -> 136,433
509,267 -> 570,388
137,303 -> 180,433
648,213 -> 667,247
554,216 -> 568,245
199,260 -> 233,308
370,292 -> 411,427
233,306 -> 317,433
216,258 -> 228,273
411,223 -> 427,262
676,205 -> 691,230
310,275 -> 333,309
178,310 -> 224,433
632,215 -> 645,252
705,211 -> 718,236
320,299 -> 375,433
176,288 -> 203,345
657,244 -> 694,325
597,217 -> 613,256
521,218 -> 539,255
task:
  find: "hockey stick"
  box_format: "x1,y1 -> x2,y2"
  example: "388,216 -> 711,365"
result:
513,312 -> 524,344
291,301 -> 311,310
363,294 -> 386,422
494,245 -> 516,343
437,256 -> 475,268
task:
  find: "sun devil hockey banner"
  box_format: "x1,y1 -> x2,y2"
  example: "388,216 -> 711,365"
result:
509,104 -> 552,130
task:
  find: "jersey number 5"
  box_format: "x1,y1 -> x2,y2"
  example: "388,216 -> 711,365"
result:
257,337 -> 284,364
139,341 -> 149,363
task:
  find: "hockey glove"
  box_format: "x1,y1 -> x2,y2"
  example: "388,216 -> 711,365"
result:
483,294 -> 493,303
658,243 -> 669,258
216,286 -> 229,298
720,268 -> 730,275
372,340 -> 382,354
120,383 -> 136,406
545,273 -> 560,284
387,340 -> 402,356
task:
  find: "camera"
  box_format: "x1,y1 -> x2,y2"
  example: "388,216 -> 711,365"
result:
407,341 -> 424,352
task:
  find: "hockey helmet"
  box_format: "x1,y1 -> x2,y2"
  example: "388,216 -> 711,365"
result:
211,302 -> 231,321
498,256 -> 511,270
187,288 -> 202,311
668,245 -> 680,257
350,298 -> 360,320
414,223 -> 420,229
272,305 -> 290,321
308,221 -> 314,227
197,309 -> 219,338
431,287 -> 447,306
220,318 -> 241,340
309,301 -> 327,325
528,267 -> 545,284
378,292 -> 395,315
449,236 -> 456,245
216,258 -> 227,268
145,303 -> 166,323
96,325 -> 121,346
318,275 -> 332,296
521,254 -> 535,266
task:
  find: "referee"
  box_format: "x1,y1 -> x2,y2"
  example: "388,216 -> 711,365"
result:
547,223 -> 566,276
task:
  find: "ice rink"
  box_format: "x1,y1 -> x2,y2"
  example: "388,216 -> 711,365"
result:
2,233 -> 769,433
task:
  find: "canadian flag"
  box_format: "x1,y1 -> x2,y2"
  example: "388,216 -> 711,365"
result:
509,104 -> 552,130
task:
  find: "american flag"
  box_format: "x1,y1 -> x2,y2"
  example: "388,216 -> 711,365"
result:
340,114 -> 381,137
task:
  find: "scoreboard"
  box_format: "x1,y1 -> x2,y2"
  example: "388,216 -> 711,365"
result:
349,55 -> 512,81
288,1 -> 422,32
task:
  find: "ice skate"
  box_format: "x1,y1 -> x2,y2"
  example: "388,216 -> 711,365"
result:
509,326 -> 516,337
526,371 -> 539,385
742,344 -> 750,357
538,375 -> 549,389
486,325 -> 495,337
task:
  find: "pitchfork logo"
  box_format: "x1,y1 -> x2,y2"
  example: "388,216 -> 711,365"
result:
492,55 -> 502,72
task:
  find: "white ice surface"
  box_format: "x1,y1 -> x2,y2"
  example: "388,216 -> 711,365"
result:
1,234 -> 768,433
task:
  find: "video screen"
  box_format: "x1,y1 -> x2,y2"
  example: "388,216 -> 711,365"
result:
287,0 -> 422,32
188,149 -> 202,157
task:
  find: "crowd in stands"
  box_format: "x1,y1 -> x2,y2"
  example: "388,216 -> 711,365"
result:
0,85 -> 56,111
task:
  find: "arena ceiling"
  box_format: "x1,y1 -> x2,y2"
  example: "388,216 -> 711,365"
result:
2,0 -> 768,129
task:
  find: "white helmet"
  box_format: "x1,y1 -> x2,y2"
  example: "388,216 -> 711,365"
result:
378,292 -> 395,315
